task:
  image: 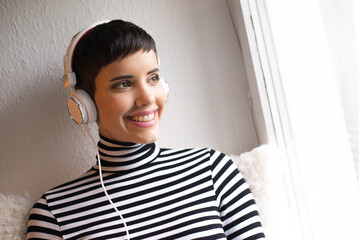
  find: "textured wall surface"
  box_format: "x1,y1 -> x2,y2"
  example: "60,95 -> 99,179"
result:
0,0 -> 258,198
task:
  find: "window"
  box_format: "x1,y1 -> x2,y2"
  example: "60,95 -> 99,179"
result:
318,0 -> 359,188
227,0 -> 359,239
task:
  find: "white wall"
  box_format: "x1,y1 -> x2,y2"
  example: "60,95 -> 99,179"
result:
0,0 -> 257,198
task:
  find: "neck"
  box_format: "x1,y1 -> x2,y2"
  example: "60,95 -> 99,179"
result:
97,121 -> 116,141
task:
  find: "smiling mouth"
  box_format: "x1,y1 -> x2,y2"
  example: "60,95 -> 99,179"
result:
129,112 -> 155,122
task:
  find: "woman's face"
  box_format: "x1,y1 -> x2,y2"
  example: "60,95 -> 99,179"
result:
94,50 -> 166,143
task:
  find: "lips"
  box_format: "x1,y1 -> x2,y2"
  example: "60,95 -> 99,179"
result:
126,110 -> 158,128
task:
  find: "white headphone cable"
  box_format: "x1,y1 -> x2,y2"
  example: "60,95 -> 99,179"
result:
83,124 -> 130,240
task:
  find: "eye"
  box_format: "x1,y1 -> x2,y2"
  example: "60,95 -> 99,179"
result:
148,74 -> 160,84
112,80 -> 132,89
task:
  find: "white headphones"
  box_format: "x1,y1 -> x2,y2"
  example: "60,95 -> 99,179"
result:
62,20 -> 169,125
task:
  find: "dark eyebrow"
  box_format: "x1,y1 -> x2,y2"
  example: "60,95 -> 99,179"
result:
109,75 -> 134,82
109,68 -> 159,82
147,68 -> 159,75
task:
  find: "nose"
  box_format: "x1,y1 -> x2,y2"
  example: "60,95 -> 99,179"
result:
135,83 -> 156,107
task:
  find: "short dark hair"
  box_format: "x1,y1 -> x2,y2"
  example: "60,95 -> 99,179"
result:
72,20 -> 157,99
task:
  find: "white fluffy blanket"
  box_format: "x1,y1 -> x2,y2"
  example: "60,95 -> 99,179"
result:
0,144 -> 280,239
231,144 -> 286,239
0,193 -> 34,239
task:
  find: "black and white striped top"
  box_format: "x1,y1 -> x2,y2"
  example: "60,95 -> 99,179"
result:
27,135 -> 265,239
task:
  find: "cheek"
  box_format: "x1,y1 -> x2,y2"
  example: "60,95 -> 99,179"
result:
97,95 -> 132,120
161,87 -> 168,104
157,89 -> 167,116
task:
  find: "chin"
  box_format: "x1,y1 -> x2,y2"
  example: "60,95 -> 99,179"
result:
134,134 -> 159,144
128,126 -> 160,144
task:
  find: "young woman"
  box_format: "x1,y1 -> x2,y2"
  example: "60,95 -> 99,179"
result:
27,20 -> 265,240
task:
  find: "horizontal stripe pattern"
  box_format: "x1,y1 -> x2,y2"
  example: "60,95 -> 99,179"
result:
27,136 -> 265,239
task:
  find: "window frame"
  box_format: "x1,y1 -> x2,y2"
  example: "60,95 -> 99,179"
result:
227,0 -> 359,239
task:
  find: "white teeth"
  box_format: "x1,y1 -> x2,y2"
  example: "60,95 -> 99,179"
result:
131,112 -> 154,122
150,113 -> 154,120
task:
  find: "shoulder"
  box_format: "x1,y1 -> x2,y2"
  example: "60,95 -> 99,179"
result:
44,168 -> 97,196
158,147 -> 234,168
28,195 -> 54,220
158,147 -> 231,158
27,195 -> 63,239
30,168 -> 94,213
205,149 -> 247,190
27,169 -> 98,236
27,168 -> 98,217
159,147 -> 211,159
158,147 -> 228,162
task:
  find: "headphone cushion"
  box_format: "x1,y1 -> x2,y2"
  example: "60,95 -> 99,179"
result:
67,89 -> 97,124
160,78 -> 169,99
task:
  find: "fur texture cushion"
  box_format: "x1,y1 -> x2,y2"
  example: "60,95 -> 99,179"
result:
0,193 -> 34,240
231,144 -> 288,239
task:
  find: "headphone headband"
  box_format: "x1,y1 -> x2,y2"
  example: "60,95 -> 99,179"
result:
62,20 -> 110,124
63,20 -> 110,86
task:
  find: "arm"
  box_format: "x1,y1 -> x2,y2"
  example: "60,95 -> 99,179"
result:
210,149 -> 265,240
27,195 -> 63,240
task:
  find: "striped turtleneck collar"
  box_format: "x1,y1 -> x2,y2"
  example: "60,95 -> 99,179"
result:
94,134 -> 160,172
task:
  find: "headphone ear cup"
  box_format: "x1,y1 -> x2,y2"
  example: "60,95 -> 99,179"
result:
67,89 -> 97,124
160,78 -> 169,100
